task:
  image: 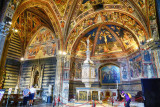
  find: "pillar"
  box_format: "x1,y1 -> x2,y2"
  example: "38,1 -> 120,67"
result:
62,55 -> 71,104
54,55 -> 63,99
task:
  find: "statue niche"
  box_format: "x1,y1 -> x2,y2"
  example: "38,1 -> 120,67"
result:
30,65 -> 44,89
33,70 -> 39,87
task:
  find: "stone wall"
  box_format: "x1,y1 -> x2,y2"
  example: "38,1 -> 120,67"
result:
3,33 -> 21,93
19,57 -> 57,100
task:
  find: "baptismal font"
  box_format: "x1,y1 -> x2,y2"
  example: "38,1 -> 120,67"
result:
81,39 -> 96,87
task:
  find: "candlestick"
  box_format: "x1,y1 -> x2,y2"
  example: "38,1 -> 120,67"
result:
116,80 -> 118,89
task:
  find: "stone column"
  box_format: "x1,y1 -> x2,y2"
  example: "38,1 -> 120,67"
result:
62,55 -> 71,104
54,55 -> 62,99
98,91 -> 100,101
87,90 -> 88,101
0,22 -> 11,89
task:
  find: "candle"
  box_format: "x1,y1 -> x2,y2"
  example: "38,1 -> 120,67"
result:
116,80 -> 118,89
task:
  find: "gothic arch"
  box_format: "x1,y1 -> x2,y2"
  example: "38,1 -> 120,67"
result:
11,0 -> 63,49
66,10 -> 149,55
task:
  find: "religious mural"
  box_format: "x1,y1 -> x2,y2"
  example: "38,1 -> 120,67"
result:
79,91 -> 87,101
95,26 -> 122,55
15,11 -> 47,50
75,28 -> 97,56
143,50 -> 151,62
8,0 -> 20,11
143,64 -> 156,78
25,27 -> 56,59
129,54 -> 142,79
108,25 -> 138,50
75,61 -> 82,79
67,10 -> 146,54
74,24 -> 138,58
53,0 -> 69,16
142,50 -> 157,78
147,0 -> 158,39
100,65 -> 120,85
120,62 -> 129,81
132,0 -> 146,16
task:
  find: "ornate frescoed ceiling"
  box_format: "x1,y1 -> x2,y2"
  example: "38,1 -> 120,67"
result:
53,0 -> 69,16
14,7 -> 54,51
73,24 -> 138,59
6,0 -> 157,60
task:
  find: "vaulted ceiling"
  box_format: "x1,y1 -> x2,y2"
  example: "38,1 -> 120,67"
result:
9,0 -> 154,60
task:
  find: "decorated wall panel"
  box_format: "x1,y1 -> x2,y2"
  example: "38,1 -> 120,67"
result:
100,65 -> 120,85
120,61 -> 129,81
142,50 -> 157,78
129,53 -> 142,80
25,27 -> 56,59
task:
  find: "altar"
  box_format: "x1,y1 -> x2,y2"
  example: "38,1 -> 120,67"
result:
76,87 -> 117,102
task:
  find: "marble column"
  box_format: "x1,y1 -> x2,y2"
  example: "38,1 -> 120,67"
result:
54,55 -> 63,99
62,55 -> 71,104
0,22 -> 10,88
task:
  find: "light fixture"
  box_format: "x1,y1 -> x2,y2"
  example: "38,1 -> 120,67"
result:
20,57 -> 24,61
59,51 -> 62,54
14,29 -> 18,32
8,22 -> 12,25
63,52 -> 67,55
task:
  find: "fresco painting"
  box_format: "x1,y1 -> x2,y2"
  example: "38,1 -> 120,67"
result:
54,0 -> 69,16
75,62 -> 82,79
121,62 -> 128,81
143,64 -> 157,78
132,0 -> 146,15
129,54 -> 142,79
95,27 -> 122,55
75,27 -> 97,56
25,27 -> 56,59
107,25 -> 137,49
67,11 -> 146,53
8,0 -> 20,11
148,0 -> 156,20
101,65 -> 120,84
143,50 -> 151,62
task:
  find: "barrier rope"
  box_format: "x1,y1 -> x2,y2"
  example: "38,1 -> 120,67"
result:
54,95 -> 143,107
57,98 -> 91,107
95,100 -> 106,107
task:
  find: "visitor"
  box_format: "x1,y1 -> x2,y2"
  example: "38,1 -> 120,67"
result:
29,86 -> 36,106
92,100 -> 96,107
58,94 -> 60,106
53,95 -> 56,107
23,86 -> 30,106
121,91 -> 131,107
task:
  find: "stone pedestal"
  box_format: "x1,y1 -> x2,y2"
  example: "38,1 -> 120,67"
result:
81,39 -> 96,87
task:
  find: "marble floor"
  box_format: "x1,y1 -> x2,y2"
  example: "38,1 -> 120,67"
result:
27,101 -> 144,107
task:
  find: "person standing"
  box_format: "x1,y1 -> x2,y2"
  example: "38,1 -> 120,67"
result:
121,91 -> 131,107
53,95 -> 56,107
92,100 -> 96,107
58,94 -> 60,106
23,86 -> 30,106
29,86 -> 36,106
